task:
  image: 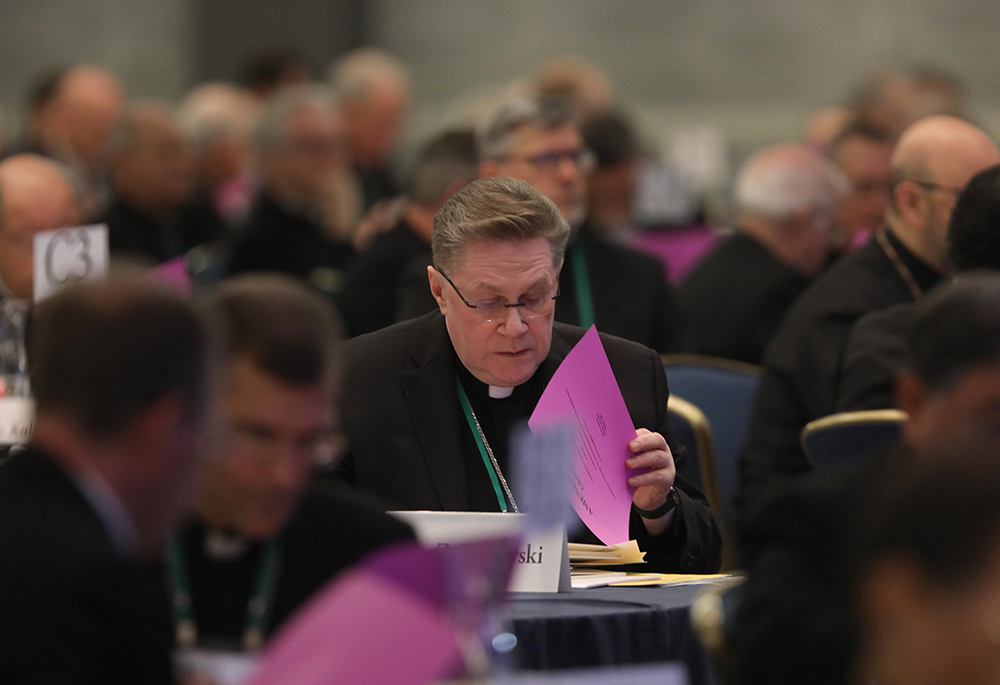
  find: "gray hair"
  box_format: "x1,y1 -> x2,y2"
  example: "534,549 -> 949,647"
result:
476,96 -> 576,161
432,177 -> 570,273
407,128 -> 478,208
253,84 -> 339,155
177,83 -> 255,153
734,144 -> 849,222
328,48 -> 410,105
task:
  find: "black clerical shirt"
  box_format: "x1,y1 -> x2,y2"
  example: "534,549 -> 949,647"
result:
160,485 -> 413,649
738,229 -> 943,520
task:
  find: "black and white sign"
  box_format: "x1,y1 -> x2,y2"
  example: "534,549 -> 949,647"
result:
33,224 -> 109,302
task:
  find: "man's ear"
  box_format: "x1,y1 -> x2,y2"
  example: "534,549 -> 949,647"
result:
894,181 -> 928,230
428,265 -> 447,314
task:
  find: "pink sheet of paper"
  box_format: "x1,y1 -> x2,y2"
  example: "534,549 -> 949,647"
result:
146,257 -> 192,298
248,570 -> 460,685
528,326 -> 637,545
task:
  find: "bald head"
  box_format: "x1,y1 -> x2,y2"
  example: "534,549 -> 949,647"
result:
108,103 -> 193,216
0,155 -> 80,299
889,116 -> 1000,273
48,65 -> 125,167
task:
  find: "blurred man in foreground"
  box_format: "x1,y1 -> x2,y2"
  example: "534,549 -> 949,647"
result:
0,154 -> 81,300
161,275 -> 412,654
0,278 -> 212,684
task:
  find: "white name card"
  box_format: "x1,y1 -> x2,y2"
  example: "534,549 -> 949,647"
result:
34,224 -> 109,302
0,397 -> 34,444
389,511 -> 570,593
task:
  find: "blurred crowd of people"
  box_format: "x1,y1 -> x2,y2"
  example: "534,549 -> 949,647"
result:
2,43 -> 1000,685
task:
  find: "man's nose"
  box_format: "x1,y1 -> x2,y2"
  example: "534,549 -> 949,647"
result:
498,305 -> 529,334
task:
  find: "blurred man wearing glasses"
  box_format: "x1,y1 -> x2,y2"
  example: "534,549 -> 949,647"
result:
339,178 -> 722,573
476,97 -> 682,352
158,275 -> 411,654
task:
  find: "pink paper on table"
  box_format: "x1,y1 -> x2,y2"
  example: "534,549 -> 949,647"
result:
146,257 -> 192,298
528,326 -> 637,545
248,569 -> 460,685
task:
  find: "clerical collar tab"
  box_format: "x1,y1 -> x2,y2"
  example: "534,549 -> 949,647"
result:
489,385 -> 514,399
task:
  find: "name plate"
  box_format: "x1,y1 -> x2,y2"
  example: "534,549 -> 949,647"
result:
34,224 -> 109,302
389,511 -> 570,593
0,397 -> 34,444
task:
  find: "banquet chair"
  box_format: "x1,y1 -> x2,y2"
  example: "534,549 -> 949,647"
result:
662,355 -> 762,540
667,395 -> 721,516
690,575 -> 745,685
801,409 -> 907,473
668,395 -> 736,570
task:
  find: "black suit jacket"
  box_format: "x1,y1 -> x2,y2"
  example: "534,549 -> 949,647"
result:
678,233 -> 811,364
338,218 -> 431,337
228,193 -> 354,280
836,302 -> 918,412
338,311 -> 722,572
0,447 -> 173,685
738,231 -> 942,516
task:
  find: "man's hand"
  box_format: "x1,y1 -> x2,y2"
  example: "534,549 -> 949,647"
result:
626,428 -> 677,534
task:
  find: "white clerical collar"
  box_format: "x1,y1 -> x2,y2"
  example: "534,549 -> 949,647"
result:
204,528 -> 250,561
489,385 -> 514,399
71,464 -> 137,556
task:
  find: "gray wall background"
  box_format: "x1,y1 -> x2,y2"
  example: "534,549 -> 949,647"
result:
1,0 -> 999,153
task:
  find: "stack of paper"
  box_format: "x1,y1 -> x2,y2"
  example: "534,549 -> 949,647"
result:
568,540 -> 646,567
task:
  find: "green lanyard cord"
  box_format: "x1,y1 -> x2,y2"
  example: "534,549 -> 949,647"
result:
570,242 -> 595,329
167,535 -> 282,652
455,375 -> 511,512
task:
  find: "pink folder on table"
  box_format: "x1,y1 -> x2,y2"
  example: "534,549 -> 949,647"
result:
248,567 -> 461,685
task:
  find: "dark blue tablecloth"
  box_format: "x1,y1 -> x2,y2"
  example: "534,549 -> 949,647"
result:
504,585 -> 717,685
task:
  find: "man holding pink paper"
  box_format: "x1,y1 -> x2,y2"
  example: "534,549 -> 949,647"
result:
339,177 -> 722,572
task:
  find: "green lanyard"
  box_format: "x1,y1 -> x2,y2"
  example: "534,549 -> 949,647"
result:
167,535 -> 282,652
570,242 -> 595,329
455,376 -> 518,513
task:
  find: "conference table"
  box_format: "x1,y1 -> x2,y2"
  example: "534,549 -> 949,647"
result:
503,584 -> 720,685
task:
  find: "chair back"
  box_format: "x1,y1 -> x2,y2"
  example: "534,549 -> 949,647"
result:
667,396 -> 721,515
801,409 -> 907,472
662,355 -> 762,538
690,576 -> 745,685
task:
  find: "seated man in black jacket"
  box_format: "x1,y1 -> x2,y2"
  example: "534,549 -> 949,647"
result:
736,273 -> 1000,685
339,177 -> 721,573
679,144 -> 846,364
228,86 -> 355,290
837,163 -> 1000,412
160,275 -> 413,654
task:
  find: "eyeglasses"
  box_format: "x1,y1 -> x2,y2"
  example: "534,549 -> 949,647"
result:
434,266 -> 559,323
909,180 -> 964,196
496,148 -> 596,174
